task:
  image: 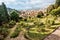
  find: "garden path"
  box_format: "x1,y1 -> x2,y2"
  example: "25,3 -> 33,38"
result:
44,27 -> 60,40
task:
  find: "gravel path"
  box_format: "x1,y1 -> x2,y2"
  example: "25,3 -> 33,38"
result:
44,27 -> 60,40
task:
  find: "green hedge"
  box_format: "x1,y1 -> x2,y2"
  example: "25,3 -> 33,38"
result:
50,7 -> 60,16
26,32 -> 47,40
9,20 -> 16,28
10,25 -> 21,38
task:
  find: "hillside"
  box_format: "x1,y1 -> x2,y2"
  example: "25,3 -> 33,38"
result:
0,0 -> 60,40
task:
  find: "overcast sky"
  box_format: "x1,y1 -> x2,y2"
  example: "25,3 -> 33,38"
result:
0,0 -> 55,10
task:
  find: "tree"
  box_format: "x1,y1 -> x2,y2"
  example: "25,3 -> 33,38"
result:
0,2 -> 9,25
2,2 -> 9,21
55,0 -> 60,8
10,11 -> 19,22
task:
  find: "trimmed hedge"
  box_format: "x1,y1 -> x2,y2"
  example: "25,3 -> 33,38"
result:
10,24 -> 21,38
9,20 -> 16,28
50,7 -> 60,16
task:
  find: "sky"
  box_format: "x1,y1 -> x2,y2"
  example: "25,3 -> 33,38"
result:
0,0 -> 55,10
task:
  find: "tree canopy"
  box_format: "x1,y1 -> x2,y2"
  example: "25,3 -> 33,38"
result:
10,11 -> 19,22
55,0 -> 60,8
0,2 -> 9,25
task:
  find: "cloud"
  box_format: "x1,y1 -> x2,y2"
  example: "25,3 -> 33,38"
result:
0,0 -> 55,10
0,0 -> 17,5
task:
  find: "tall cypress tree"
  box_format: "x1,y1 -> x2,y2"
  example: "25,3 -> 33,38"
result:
0,3 -> 6,25
0,2 -> 10,25
2,2 -> 9,21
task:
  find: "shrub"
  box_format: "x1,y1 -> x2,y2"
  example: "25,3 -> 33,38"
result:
2,24 -> 9,28
9,20 -> 16,28
47,20 -> 53,25
52,20 -> 55,25
54,4 -> 59,9
47,5 -> 55,13
49,26 -> 57,29
55,0 -> 60,7
19,17 -> 23,19
37,15 -> 41,18
10,31 -> 19,38
39,22 -> 44,26
10,11 -> 19,22
27,32 -> 37,38
50,7 -> 60,16
20,22 -> 24,26
24,19 -> 27,21
10,25 -> 21,38
0,27 -> 9,38
41,28 -> 49,32
37,11 -> 44,18
34,22 -> 38,25
26,32 -> 46,40
2,22 -> 16,28
22,23 -> 32,29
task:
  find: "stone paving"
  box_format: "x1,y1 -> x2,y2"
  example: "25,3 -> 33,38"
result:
44,27 -> 60,40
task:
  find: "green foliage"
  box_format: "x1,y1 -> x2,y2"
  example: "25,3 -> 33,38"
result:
0,1 -> 60,40
47,5 -> 55,13
52,20 -> 55,25
49,26 -> 57,29
55,0 -> 60,7
10,31 -> 19,38
10,24 -> 21,38
39,22 -> 44,26
50,7 -> 60,16
37,15 -> 41,18
41,28 -> 49,32
9,20 -> 16,28
2,2 -> 9,21
10,11 -> 19,22
0,27 -> 9,38
26,32 -> 47,40
0,2 -> 9,25
24,18 -> 27,21
37,11 -> 44,18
